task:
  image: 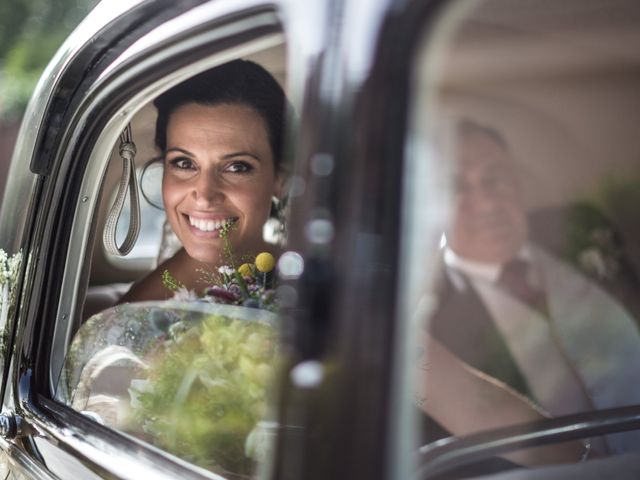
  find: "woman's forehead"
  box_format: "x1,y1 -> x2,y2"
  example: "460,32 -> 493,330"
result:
166,103 -> 270,149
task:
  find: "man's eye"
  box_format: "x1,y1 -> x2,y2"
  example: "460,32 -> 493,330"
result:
225,161 -> 253,174
168,157 -> 195,170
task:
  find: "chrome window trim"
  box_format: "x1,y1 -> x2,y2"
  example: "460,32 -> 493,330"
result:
0,437 -> 58,480
50,26 -> 285,392
12,0 -> 147,176
22,396 -> 227,480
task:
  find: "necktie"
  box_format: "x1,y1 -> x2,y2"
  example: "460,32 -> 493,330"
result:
498,258 -> 548,316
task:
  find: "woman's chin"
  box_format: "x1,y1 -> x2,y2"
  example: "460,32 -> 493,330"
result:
184,247 -> 223,266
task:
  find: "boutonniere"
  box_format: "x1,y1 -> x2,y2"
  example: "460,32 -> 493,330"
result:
567,203 -> 622,281
577,228 -> 621,281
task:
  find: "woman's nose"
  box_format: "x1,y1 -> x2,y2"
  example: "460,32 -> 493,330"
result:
192,171 -> 224,204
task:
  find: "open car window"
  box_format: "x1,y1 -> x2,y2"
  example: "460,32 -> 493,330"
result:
48,20 -> 294,477
399,0 -> 640,476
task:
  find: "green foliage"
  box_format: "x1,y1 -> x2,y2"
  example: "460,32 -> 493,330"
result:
162,270 -> 185,292
567,173 -> 640,280
593,174 -> 640,231
220,220 -> 238,268
0,0 -> 98,119
131,313 -> 278,477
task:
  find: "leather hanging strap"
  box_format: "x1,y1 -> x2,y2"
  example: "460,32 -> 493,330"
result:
103,124 -> 141,256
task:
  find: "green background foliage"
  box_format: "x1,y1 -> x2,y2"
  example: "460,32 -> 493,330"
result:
0,0 -> 98,120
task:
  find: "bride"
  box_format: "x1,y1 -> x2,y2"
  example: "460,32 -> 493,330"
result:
119,59 -> 288,303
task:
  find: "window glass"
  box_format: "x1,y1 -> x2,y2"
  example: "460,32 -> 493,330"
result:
57,301 -> 279,477
58,42 -> 292,478
401,0 -> 640,476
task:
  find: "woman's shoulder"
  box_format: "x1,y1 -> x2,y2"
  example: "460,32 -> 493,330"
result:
117,249 -> 191,304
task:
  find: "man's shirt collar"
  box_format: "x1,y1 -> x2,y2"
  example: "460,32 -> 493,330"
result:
444,245 -> 533,284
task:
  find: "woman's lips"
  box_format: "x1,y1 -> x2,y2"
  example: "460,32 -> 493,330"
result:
183,214 -> 238,237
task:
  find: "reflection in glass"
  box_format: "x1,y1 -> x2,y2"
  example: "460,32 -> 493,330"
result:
403,0 -> 640,475
57,302 -> 279,478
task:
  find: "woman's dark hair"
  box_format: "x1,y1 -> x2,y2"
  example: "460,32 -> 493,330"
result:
154,59 -> 287,170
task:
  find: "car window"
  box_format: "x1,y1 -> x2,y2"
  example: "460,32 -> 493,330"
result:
52,35 -> 294,477
399,0 -> 640,476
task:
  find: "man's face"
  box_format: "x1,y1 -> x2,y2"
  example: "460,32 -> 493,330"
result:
448,131 -> 528,264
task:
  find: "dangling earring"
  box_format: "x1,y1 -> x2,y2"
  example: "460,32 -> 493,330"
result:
267,195 -> 287,245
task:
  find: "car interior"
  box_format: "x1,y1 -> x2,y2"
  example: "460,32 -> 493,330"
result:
407,0 -> 640,471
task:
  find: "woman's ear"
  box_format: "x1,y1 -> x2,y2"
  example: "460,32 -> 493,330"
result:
273,170 -> 288,201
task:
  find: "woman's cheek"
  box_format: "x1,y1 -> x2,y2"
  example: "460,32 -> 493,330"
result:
162,176 -> 183,210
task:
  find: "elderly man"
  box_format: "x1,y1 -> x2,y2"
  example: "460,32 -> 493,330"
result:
427,119 -> 640,454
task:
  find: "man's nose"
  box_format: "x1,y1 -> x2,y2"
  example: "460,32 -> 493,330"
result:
461,184 -> 498,211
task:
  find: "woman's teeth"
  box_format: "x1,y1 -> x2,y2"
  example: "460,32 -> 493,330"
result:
189,217 -> 233,232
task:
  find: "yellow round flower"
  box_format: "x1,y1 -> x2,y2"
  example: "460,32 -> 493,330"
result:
255,252 -> 276,273
238,263 -> 253,277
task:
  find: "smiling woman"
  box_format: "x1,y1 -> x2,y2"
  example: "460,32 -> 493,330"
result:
118,60 -> 289,303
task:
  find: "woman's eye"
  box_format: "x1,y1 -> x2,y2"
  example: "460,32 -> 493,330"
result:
168,157 -> 195,170
225,161 -> 253,174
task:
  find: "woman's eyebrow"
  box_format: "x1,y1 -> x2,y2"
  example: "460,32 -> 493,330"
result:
222,151 -> 261,162
165,147 -> 195,156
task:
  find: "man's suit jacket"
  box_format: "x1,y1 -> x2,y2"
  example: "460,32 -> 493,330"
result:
424,206 -> 640,454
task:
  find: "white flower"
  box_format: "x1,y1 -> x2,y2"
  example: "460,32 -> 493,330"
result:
172,287 -> 198,302
0,249 -> 8,285
218,265 -> 235,276
8,251 -> 22,278
579,248 -> 608,279
0,249 -> 22,286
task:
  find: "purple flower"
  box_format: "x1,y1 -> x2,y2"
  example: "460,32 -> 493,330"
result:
204,286 -> 239,303
228,284 -> 242,298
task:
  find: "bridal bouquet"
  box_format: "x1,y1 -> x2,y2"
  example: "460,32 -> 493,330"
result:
128,226 -> 281,477
129,304 -> 278,477
60,224 -> 284,476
